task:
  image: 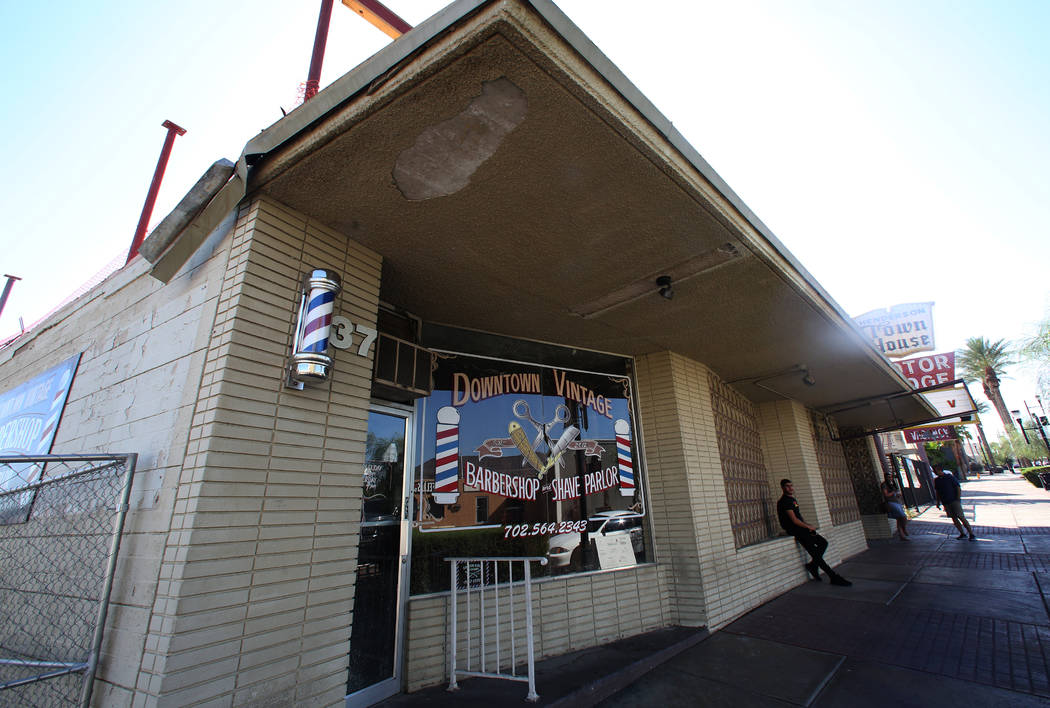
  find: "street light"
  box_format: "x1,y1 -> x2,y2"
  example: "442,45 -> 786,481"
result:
1012,405 -> 1050,460
1023,400 -> 1050,457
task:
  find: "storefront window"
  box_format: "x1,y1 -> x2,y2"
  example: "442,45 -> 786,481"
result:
409,353 -> 649,594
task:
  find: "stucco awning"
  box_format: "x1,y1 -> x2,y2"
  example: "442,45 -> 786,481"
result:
145,0 -> 937,433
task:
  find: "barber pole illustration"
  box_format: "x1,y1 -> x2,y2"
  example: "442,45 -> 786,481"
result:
433,406 -> 461,504
615,419 -> 635,497
289,268 -> 340,385
35,367 -> 75,453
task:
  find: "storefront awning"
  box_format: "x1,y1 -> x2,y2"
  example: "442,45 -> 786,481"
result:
821,380 -> 978,437
143,0 -> 937,433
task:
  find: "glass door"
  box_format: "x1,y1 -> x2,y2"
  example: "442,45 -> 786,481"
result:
346,407 -> 411,706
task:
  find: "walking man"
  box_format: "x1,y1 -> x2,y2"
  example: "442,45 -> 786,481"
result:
777,479 -> 852,586
933,466 -> 976,540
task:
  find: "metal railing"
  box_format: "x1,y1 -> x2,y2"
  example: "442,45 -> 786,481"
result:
445,556 -> 547,702
0,453 -> 136,707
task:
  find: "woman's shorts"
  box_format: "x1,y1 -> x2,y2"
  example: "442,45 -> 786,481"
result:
886,501 -> 906,520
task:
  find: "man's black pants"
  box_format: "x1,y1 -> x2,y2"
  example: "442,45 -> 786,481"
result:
793,530 -> 833,574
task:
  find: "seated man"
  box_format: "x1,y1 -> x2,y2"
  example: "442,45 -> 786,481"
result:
777,479 -> 851,587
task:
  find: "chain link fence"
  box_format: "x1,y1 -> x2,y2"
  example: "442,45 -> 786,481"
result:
0,454 -> 136,707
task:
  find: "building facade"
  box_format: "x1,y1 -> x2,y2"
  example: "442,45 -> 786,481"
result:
0,2 -> 936,706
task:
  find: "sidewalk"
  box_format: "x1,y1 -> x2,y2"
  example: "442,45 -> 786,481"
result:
380,472 -> 1050,707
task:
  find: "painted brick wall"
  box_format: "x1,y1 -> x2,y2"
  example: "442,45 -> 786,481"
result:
709,373 -> 776,548
809,412 -> 861,526
757,400 -> 830,528
845,435 -> 895,540
756,400 -> 867,577
140,197 -> 382,708
0,213 -> 235,706
680,374 -> 816,629
862,515 -> 894,540
633,355 -> 866,631
633,352 -> 708,626
843,435 -> 887,516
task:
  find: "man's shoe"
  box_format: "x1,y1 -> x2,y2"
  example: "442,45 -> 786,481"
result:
829,574 -> 852,587
956,534 -> 967,540
969,535 -> 977,541
805,561 -> 821,581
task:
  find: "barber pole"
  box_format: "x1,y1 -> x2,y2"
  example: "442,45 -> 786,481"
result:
434,406 -> 461,504
290,269 -> 341,384
615,419 -> 635,496
36,368 -> 75,453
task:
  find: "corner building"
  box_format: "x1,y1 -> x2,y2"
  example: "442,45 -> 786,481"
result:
0,1 -> 937,705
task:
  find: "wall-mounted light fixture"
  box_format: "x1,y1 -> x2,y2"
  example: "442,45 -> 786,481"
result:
570,242 -> 741,319
288,268 -> 341,388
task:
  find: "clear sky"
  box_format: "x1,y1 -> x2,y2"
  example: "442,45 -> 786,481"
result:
1,0 -> 1047,441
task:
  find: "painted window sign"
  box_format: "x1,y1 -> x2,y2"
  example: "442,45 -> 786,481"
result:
409,353 -> 647,592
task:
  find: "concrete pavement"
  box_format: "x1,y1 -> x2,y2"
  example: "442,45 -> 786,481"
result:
380,472 -> 1050,707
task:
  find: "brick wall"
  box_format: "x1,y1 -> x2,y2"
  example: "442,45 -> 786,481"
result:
140,197 -> 382,707
809,412 -> 861,526
842,434 -> 886,515
709,373 -> 776,548
756,400 -> 867,578
631,357 -> 870,630
633,352 -> 709,627
844,435 -> 895,540
632,354 -> 833,630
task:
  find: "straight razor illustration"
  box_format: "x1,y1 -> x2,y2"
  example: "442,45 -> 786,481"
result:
539,425 -> 580,478
509,420 -> 545,472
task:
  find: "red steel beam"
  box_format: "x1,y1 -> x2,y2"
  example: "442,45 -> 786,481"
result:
126,120 -> 186,265
342,0 -> 412,38
304,0 -> 335,101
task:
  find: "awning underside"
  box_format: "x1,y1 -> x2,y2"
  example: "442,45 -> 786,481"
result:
824,381 -> 979,436
148,0 -> 938,433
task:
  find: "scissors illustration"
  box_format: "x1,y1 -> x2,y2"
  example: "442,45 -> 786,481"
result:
513,400 -> 569,451
513,400 -> 571,475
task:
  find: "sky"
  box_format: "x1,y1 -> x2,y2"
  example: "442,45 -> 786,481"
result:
1,0 -> 1047,442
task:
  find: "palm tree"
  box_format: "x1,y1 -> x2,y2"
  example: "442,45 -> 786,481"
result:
957,337 -> 1016,434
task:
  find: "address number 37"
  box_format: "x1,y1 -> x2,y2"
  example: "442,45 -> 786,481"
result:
330,316 -> 377,357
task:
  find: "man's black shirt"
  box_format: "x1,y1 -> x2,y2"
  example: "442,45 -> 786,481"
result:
934,474 -> 961,504
777,494 -> 804,534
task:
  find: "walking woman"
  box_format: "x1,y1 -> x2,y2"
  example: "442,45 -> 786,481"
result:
882,476 -> 910,540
